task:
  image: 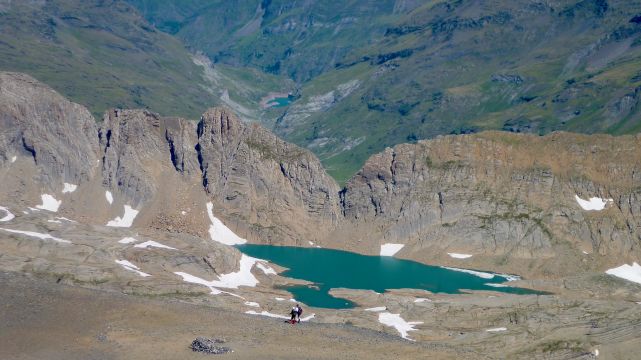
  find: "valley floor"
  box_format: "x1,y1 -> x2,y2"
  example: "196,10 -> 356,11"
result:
0,271 -> 460,360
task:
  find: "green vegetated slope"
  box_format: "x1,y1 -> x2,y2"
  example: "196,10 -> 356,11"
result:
127,0 -> 641,184
0,0 -> 215,119
126,0 -> 409,82
283,0 -> 641,183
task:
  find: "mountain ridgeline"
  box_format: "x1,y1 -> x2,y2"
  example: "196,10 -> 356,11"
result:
1,72 -> 640,279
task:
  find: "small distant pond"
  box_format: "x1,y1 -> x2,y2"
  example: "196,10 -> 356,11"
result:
236,245 -> 542,309
266,96 -> 292,108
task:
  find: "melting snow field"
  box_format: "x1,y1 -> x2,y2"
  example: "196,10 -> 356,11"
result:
575,195 -> 613,211
0,206 -> 15,222
106,205 -> 139,227
414,298 -> 431,303
174,255 -> 270,295
377,312 -> 423,340
118,237 -> 138,244
62,183 -> 77,193
115,260 -> 150,277
105,191 -> 113,205
133,240 -> 176,250
486,327 -> 507,332
448,253 -> 473,259
365,306 -> 386,312
36,194 -> 61,212
605,263 -> 641,285
0,227 -> 71,243
256,262 -> 277,275
485,283 -> 509,288
244,310 -> 315,322
441,266 -> 520,281
206,202 -> 247,245
245,310 -> 288,319
380,243 -> 404,256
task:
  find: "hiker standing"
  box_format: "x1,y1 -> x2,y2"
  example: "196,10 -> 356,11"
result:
290,305 -> 298,323
296,304 -> 303,323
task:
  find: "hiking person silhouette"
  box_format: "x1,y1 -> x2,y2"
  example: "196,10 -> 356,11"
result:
290,304 -> 302,323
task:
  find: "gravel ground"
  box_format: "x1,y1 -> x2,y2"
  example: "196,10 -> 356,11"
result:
0,271 -> 462,360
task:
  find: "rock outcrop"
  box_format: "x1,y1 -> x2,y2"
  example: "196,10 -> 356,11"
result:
197,108 -> 341,244
0,72 -> 99,192
338,132 -> 641,276
2,71 -> 641,279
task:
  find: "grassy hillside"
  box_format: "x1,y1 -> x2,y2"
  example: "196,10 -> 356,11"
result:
0,0 -> 215,119
126,0 -> 641,184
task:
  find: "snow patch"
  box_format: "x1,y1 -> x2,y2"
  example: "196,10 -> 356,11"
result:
308,241 -> 315,246
485,283 -> 509,288
105,191 -> 113,205
11,156 -> 16,163
244,301 -> 260,307
245,310 -> 288,319
380,243 -> 404,256
256,262 -> 276,275
206,202 -> 247,245
47,220 -> 62,224
133,240 -> 176,250
55,217 -> 76,223
365,306 -> 386,312
62,183 -> 77,193
575,195 -> 613,211
106,205 -> 139,227
300,314 -> 315,321
582,250 -> 589,255
441,266 -> 520,281
118,237 -> 138,244
36,194 -> 61,212
414,298 -> 431,303
174,254 -> 264,294
377,312 -> 423,340
0,206 -> 15,222
448,253 -> 473,259
0,227 -> 71,243
486,327 -> 507,332
115,260 -> 150,277
275,297 -> 285,301
606,262 -> 641,285
181,210 -> 187,215
442,266 -> 495,279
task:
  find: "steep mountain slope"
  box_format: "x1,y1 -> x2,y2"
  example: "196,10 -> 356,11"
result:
127,0 -> 641,183
281,0 -> 641,182
0,0 -> 214,118
2,71 -> 641,281
126,0 -> 419,82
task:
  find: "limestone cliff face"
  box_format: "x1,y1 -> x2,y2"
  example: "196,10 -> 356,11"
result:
340,132 -> 641,276
0,72 -> 99,189
99,109 -> 199,205
196,108 -> 341,244
3,71 -> 641,278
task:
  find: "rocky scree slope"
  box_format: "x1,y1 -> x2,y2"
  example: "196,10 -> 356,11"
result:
1,71 -> 641,280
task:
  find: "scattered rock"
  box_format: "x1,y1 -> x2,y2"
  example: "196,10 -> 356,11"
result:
190,337 -> 231,355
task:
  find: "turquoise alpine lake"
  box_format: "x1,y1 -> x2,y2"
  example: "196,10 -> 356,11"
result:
266,96 -> 291,108
236,244 -> 542,309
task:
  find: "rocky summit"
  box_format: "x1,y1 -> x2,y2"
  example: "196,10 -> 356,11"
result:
1,71 -> 641,359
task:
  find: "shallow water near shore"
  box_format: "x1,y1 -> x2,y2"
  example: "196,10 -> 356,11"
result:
236,245 -> 542,309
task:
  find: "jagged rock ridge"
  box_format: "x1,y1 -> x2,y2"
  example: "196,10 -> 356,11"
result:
1,71 -> 641,279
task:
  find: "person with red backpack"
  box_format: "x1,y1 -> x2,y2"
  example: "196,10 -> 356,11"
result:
289,304 -> 303,324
